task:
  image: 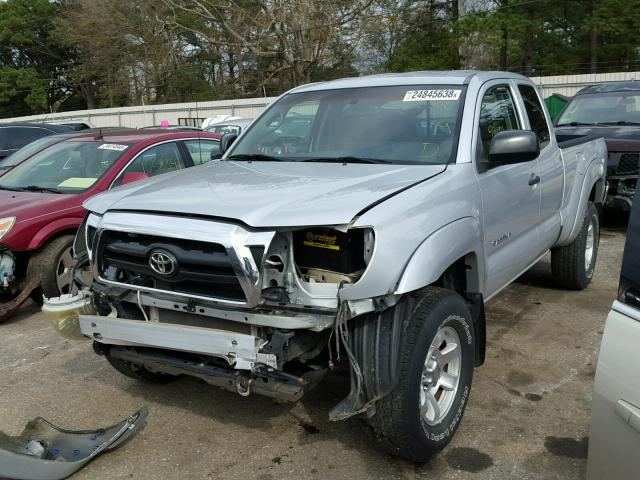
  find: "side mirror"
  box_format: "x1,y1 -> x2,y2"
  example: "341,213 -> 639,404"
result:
210,149 -> 223,161
120,172 -> 150,186
219,133 -> 238,155
488,130 -> 540,165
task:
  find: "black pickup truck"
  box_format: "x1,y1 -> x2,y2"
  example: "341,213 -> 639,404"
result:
556,81 -> 640,210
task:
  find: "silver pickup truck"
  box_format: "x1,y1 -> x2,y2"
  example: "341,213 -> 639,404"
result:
47,71 -> 606,461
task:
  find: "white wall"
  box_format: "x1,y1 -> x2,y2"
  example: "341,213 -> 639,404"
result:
531,71 -> 640,98
0,97 -> 278,129
2,71 -> 639,128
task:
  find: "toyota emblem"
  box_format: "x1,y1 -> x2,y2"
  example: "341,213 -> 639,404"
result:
148,250 -> 177,276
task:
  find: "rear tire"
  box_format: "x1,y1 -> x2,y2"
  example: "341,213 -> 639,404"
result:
369,287 -> 475,462
551,202 -> 599,290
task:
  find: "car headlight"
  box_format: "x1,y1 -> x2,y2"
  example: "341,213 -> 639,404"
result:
291,227 -> 375,283
0,217 -> 16,241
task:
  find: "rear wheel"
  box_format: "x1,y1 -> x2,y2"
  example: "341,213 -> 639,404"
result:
26,235 -> 75,304
551,202 -> 599,290
369,287 -> 475,462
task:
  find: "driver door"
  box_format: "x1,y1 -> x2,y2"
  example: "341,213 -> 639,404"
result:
474,81 -> 542,298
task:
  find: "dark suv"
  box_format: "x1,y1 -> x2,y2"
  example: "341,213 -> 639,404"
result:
556,81 -> 640,210
0,122 -> 73,160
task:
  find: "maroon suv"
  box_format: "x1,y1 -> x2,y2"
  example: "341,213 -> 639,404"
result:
0,130 -> 220,320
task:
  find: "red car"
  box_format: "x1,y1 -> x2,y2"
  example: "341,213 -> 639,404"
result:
0,130 -> 221,319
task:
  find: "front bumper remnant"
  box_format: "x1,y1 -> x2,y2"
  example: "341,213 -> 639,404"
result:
80,315 -> 278,370
0,407 -> 148,480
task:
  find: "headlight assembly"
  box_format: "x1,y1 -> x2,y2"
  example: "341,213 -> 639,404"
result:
0,217 -> 16,241
291,227 -> 375,284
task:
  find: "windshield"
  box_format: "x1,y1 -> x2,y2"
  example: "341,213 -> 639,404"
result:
0,135 -> 66,170
557,92 -> 640,125
0,141 -> 128,193
229,85 -> 466,164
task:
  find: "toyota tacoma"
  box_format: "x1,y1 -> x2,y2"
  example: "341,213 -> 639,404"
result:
47,71 -> 606,461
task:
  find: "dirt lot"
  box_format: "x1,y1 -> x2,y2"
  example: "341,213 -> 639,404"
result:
0,224 -> 626,480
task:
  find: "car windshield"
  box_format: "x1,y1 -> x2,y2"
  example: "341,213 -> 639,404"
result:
557,92 -> 640,125
228,85 -> 466,164
0,141 -> 128,193
0,135 -> 67,170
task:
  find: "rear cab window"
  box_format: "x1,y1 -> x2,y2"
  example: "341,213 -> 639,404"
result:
518,84 -> 550,149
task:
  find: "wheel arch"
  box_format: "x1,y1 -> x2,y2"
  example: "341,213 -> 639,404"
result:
394,217 -> 485,296
26,218 -> 81,251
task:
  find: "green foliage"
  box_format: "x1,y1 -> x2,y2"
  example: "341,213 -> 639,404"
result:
0,0 -> 639,118
0,67 -> 48,116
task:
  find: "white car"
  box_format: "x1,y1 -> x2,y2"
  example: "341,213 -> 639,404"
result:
588,177 -> 640,479
200,115 -> 242,130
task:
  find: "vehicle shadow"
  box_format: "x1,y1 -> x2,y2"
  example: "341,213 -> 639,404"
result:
78,357 -> 416,475
601,209 -> 629,234
0,299 -> 41,325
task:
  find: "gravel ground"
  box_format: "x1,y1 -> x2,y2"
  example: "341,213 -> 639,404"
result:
0,223 -> 626,480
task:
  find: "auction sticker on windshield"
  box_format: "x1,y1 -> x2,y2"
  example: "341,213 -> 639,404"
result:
58,177 -> 98,189
403,89 -> 461,101
98,144 -> 128,151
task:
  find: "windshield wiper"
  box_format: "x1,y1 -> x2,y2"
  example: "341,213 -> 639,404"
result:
596,121 -> 640,126
300,156 -> 393,164
556,122 -> 599,127
0,185 -> 22,191
227,154 -> 288,162
19,185 -> 63,194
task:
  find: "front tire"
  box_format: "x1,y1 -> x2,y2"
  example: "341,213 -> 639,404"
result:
26,235 -> 76,304
551,202 -> 599,290
369,287 -> 475,462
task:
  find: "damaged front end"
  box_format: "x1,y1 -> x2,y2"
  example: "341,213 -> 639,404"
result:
46,210 -> 403,419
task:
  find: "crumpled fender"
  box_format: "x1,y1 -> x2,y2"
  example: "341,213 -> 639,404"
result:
0,407 -> 148,480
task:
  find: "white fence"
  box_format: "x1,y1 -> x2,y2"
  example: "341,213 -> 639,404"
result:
2,71 -> 639,128
0,96 -> 278,129
532,71 -> 640,98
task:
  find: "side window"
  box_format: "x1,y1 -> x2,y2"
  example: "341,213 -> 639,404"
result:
7,127 -> 51,149
113,142 -> 184,187
518,84 -> 550,149
184,139 -> 220,165
477,85 -> 521,167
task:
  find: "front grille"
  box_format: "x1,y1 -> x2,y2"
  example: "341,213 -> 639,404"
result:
615,153 -> 640,175
98,231 -> 245,302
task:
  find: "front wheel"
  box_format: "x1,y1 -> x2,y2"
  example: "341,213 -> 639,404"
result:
551,201 -> 599,290
369,287 -> 475,462
26,235 -> 76,304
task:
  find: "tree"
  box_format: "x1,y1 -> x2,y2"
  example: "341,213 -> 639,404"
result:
162,0 -> 373,91
0,0 -> 75,115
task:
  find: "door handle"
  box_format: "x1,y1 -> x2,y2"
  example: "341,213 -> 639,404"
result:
616,399 -> 640,434
528,174 -> 541,186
